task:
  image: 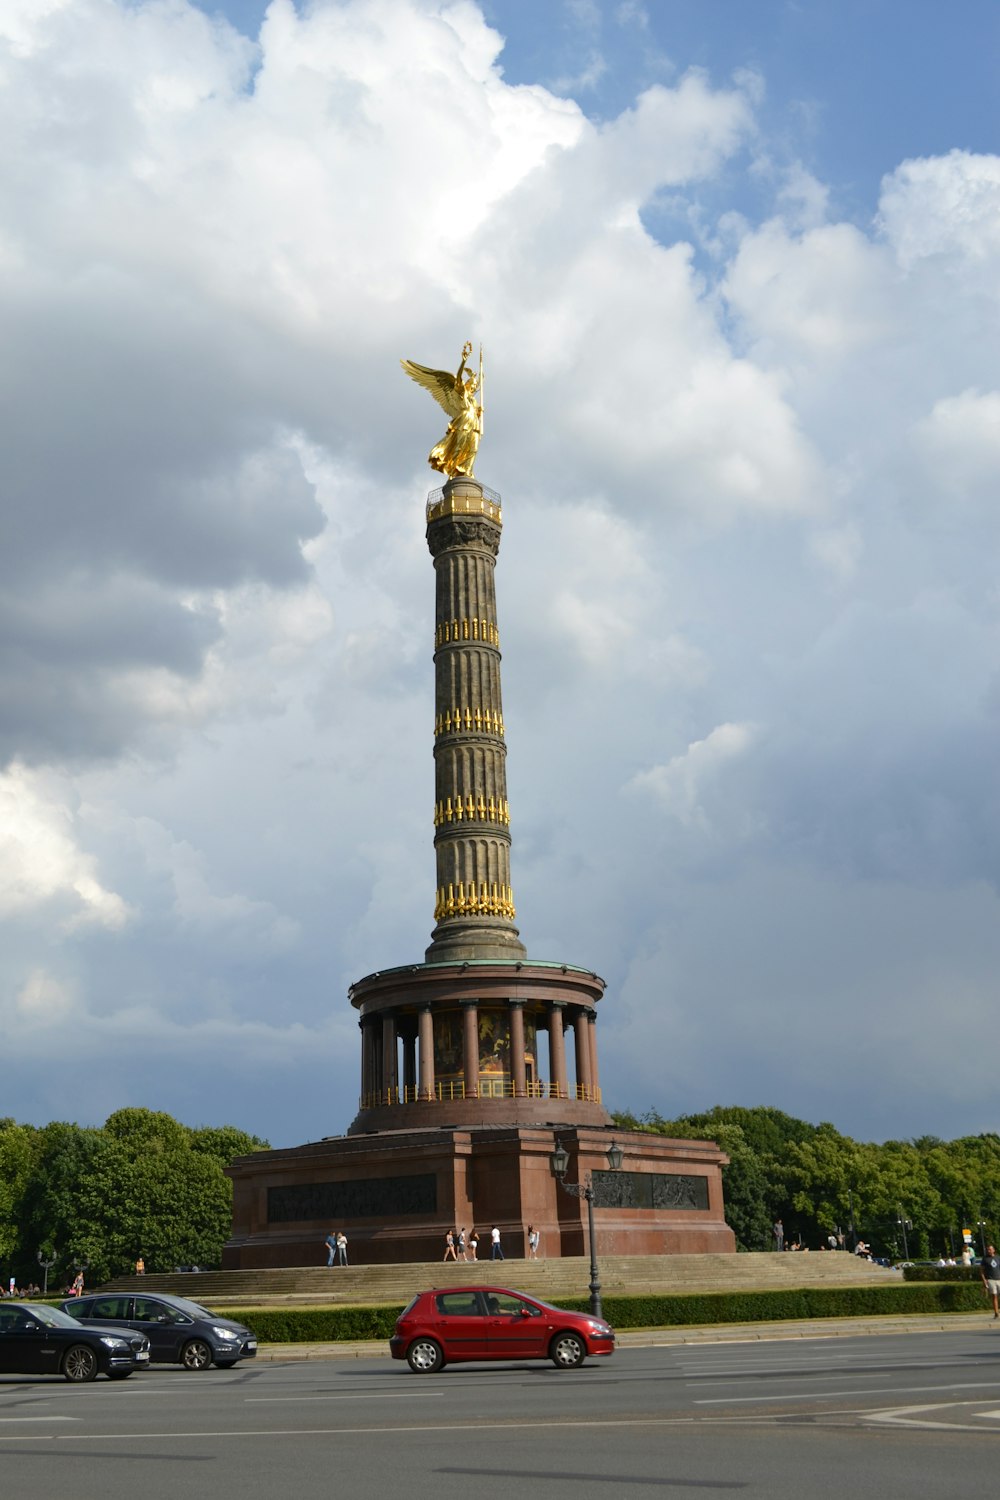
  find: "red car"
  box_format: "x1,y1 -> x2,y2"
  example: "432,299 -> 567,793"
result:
390,1286 -> 615,1373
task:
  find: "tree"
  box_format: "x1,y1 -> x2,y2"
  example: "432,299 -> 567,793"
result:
5,1111 -> 270,1285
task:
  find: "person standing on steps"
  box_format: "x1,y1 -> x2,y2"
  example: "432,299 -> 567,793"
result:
325,1232 -> 337,1267
468,1229 -> 479,1261
336,1231 -> 349,1266
491,1225 -> 504,1260
773,1219 -> 784,1252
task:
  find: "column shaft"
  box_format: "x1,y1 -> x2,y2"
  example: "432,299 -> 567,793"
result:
587,1013 -> 600,1097
509,1001 -> 527,1097
574,1009 -> 593,1099
549,1003 -> 568,1099
461,1001 -> 479,1099
418,1006 -> 435,1101
381,1014 -> 397,1101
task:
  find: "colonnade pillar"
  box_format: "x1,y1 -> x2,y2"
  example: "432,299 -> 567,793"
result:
587,1012 -> 600,1096
360,1019 -> 374,1104
418,1005 -> 435,1100
381,1013 -> 397,1100
574,1007 -> 593,1100
509,1000 -> 527,1097
461,1000 -> 479,1099
402,1027 -> 417,1099
549,1001 -> 568,1099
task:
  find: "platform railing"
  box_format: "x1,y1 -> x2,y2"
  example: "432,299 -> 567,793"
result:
359,1080 -> 602,1109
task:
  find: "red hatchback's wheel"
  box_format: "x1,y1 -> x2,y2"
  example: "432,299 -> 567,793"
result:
550,1332 -> 586,1369
407,1338 -> 444,1374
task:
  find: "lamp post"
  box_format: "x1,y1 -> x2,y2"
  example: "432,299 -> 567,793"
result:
550,1137 -> 624,1320
36,1248 -> 58,1297
896,1207 -> 911,1261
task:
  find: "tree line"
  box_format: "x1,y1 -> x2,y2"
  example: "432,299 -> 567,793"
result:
612,1105 -> 1000,1258
0,1108 -> 267,1289
3,1103 -> 997,1286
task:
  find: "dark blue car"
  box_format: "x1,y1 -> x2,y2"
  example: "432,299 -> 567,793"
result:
60,1291 -> 257,1370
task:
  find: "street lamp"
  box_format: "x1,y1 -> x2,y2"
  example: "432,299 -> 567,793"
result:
896,1207 -> 912,1261
36,1248 -> 58,1297
550,1137 -> 624,1319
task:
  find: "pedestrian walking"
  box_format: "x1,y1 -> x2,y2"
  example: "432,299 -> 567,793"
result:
457,1227 -> 467,1261
444,1228 -> 457,1261
527,1225 -> 539,1259
981,1243 -> 1000,1319
491,1225 -> 504,1260
468,1229 -> 479,1261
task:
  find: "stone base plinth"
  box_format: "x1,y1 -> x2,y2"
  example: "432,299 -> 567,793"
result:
222,1125 -> 735,1268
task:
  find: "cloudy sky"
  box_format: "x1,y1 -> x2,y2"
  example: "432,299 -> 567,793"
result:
3,0 -> 999,1149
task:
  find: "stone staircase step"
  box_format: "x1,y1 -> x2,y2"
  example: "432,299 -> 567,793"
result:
100,1253 -> 900,1307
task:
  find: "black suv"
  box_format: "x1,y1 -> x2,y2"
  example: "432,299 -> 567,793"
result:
60,1292 -> 257,1370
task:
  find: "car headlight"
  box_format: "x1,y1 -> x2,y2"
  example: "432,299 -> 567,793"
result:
587,1322 -> 612,1335
99,1336 -> 129,1350
211,1327 -> 239,1341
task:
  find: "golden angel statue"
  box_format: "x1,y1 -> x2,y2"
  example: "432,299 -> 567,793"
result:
400,341 -> 483,479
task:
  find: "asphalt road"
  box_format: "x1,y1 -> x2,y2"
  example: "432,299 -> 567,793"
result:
3,1327 -> 1000,1499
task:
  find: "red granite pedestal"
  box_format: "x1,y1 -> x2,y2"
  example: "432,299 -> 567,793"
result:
222,1123 -> 734,1268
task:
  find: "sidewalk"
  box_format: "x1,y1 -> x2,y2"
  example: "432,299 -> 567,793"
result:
255,1311 -> 997,1362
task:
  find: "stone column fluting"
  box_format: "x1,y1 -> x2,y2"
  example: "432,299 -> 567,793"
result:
425,477 -> 526,963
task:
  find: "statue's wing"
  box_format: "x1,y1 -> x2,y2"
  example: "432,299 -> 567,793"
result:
400,359 -> 463,419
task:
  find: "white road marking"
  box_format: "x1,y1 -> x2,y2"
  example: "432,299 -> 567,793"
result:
696,1381 -> 996,1404
0,1416 -> 702,1443
246,1392 -> 443,1403
0,1417 -> 79,1424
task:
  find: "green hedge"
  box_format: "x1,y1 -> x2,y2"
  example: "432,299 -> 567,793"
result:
229,1281 -> 988,1344
900,1264 -> 980,1282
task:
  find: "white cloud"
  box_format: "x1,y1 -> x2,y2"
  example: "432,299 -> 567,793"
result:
2,0 -> 1000,1145
0,765 -> 129,929
915,389 -> 1000,502
878,150 -> 1000,273
629,722 -> 758,832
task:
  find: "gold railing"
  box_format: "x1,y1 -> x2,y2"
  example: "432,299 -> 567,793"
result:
360,1081 -> 602,1109
426,486 -> 502,524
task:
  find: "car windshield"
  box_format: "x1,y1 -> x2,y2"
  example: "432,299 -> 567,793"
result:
161,1297 -> 218,1319
524,1296 -> 574,1315
23,1305 -> 84,1329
